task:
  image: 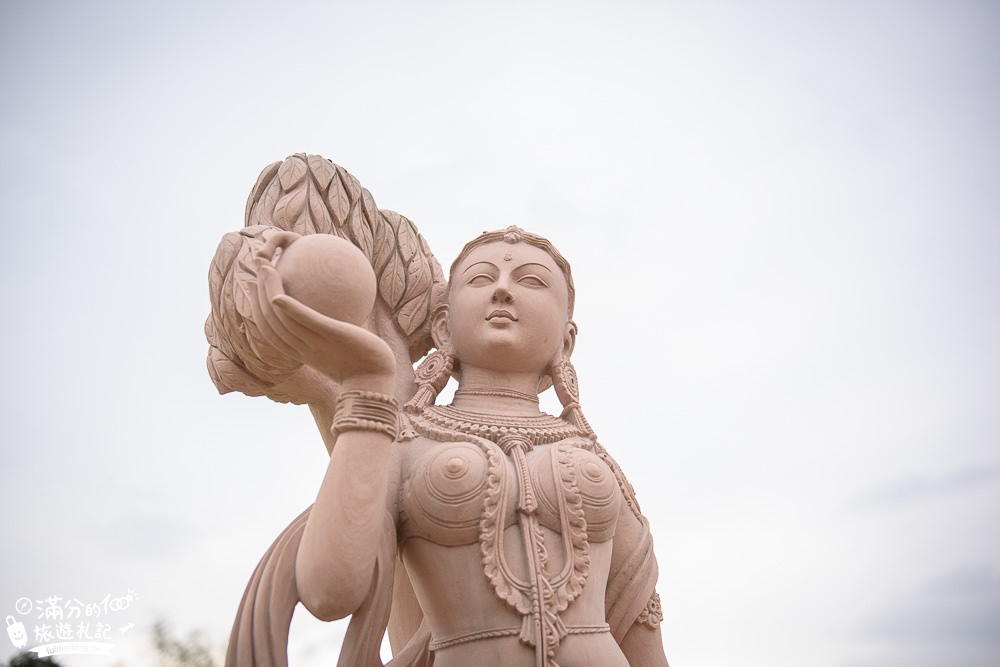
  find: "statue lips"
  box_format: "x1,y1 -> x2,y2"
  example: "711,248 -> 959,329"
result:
486,309 -> 517,324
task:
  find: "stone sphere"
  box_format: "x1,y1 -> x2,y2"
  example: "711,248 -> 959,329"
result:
275,234 -> 377,325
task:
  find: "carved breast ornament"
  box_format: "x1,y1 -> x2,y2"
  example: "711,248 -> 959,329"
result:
402,440 -> 620,546
400,405 -> 622,663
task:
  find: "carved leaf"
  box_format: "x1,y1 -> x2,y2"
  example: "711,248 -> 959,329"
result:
379,245 -> 406,308
396,291 -> 430,336
207,346 -> 270,396
288,187 -> 313,236
245,160 -> 281,225
207,311 -> 237,361
339,166 -> 362,198
232,270 -> 256,319
406,247 -> 430,293
326,169 -> 354,229
372,211 -> 399,275
400,280 -> 431,335
349,208 -> 374,262
308,154 -> 336,191
204,316 -> 218,347
363,190 -> 382,255
360,187 -> 378,218
308,187 -> 331,235
247,180 -> 273,228
273,189 -> 306,231
277,154 -> 307,191
242,319 -> 281,367
395,213 -> 420,262
217,280 -> 242,356
208,233 -> 241,315
210,260 -> 246,360
417,229 -> 444,285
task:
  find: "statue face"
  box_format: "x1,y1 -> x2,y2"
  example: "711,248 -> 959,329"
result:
445,241 -> 572,375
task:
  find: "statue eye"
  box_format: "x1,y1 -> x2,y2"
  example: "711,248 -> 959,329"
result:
467,274 -> 494,286
518,275 -> 548,288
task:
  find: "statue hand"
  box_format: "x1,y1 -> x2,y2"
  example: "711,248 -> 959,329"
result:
249,259 -> 396,394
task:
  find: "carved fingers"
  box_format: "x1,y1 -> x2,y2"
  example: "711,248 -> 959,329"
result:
256,229 -> 302,262
252,260 -> 395,389
247,259 -> 305,361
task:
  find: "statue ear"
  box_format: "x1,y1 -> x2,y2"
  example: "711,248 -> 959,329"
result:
562,321 -> 578,360
539,320 -> 578,394
431,305 -> 451,351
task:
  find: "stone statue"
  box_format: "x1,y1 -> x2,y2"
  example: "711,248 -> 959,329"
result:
206,154 -> 669,666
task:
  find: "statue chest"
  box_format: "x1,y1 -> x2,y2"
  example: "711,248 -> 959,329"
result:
398,437 -> 623,662
399,439 -> 620,547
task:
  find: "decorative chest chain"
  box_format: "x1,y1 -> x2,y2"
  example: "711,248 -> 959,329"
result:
406,407 -> 592,665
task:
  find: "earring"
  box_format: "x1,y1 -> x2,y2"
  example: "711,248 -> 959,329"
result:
551,358 -> 580,409
550,358 -> 644,517
550,359 -> 596,442
404,348 -> 455,415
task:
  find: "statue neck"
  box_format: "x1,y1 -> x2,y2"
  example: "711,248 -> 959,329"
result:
451,367 -> 542,417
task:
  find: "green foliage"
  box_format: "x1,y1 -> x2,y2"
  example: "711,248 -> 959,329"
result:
151,621 -> 217,667
2,653 -> 62,667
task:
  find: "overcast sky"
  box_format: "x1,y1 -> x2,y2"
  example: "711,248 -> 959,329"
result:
1,1 -> 998,666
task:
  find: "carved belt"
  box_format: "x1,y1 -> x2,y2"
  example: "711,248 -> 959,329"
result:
429,623 -> 611,652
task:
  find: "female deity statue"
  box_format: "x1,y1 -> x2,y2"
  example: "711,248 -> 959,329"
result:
206,155 -> 668,666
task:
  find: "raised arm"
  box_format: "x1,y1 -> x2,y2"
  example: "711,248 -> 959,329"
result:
215,155 -> 447,664
249,246 -> 401,619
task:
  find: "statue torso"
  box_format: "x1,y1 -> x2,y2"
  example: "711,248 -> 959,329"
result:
391,405 -> 629,665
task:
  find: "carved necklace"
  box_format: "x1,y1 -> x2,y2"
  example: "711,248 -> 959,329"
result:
416,405 -> 583,447
407,405 -> 592,665
453,386 -> 540,404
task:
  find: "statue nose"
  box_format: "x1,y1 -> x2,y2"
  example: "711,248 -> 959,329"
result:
492,285 -> 514,303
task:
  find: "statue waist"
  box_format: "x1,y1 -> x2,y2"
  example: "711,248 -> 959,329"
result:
429,623 -> 611,651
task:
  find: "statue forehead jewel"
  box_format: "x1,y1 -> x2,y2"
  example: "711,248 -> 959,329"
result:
451,225 -> 576,316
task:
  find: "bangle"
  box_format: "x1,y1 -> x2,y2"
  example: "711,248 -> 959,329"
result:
331,390 -> 400,441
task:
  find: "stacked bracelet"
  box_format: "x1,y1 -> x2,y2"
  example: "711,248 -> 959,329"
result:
331,390 -> 400,441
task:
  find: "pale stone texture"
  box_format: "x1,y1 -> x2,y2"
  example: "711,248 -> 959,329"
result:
207,155 -> 668,666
